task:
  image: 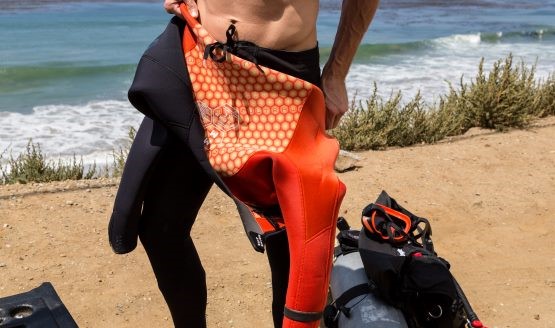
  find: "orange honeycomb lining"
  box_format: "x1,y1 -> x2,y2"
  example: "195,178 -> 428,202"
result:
183,17 -> 312,177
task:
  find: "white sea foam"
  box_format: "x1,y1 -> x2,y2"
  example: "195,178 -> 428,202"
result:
433,33 -> 482,48
0,99 -> 143,165
346,37 -> 555,104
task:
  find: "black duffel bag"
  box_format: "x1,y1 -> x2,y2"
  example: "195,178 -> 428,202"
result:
358,191 -> 485,328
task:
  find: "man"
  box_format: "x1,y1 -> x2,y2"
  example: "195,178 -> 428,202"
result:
109,0 -> 379,327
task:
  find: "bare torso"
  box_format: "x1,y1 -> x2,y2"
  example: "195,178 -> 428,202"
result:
196,0 -> 319,51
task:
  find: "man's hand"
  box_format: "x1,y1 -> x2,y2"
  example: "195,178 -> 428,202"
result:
163,0 -> 198,18
322,0 -> 379,129
321,72 -> 348,130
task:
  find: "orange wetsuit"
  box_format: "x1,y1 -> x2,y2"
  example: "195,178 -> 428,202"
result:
180,7 -> 346,327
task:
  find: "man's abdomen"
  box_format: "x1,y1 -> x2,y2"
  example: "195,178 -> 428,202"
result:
196,0 -> 319,51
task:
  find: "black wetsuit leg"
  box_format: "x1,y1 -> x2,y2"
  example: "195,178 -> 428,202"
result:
110,18 -> 214,328
265,230 -> 290,328
111,112 -> 211,328
138,127 -> 213,328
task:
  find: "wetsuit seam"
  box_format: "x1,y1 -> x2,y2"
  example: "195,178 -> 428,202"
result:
286,156 -> 306,312
140,54 -> 196,131
167,120 -> 191,131
142,54 -> 192,87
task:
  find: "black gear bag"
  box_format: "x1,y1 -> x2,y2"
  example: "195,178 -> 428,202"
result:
357,191 -> 486,328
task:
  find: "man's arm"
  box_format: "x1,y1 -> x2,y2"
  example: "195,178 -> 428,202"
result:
322,0 -> 379,129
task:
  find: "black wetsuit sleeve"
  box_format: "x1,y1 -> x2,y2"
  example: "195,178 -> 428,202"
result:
108,116 -> 168,254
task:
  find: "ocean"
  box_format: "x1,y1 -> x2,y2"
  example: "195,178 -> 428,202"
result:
1,0 -> 554,165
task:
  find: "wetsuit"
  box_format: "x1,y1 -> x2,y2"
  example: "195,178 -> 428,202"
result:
109,13 -> 345,328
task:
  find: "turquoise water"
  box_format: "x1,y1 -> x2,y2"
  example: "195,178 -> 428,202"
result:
0,2 -> 167,113
1,0 -> 554,160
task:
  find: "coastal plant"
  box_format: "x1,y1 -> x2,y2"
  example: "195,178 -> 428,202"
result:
331,85 -> 387,150
333,85 -> 464,150
0,127 -> 136,185
440,55 -> 537,131
535,73 -> 555,117
421,103 -> 466,143
335,54 -> 555,151
111,126 -> 136,177
0,140 -> 95,184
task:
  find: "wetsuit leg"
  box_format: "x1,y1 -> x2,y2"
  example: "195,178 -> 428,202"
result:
234,45 -> 322,328
138,133 -> 213,328
266,230 -> 290,328
115,18 -> 224,327
225,45 -> 326,327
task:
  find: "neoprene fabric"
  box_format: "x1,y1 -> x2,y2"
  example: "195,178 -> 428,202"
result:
109,8 -> 346,326
180,9 -> 346,326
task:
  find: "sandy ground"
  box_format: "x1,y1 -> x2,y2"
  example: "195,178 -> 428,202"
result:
1,117 -> 554,328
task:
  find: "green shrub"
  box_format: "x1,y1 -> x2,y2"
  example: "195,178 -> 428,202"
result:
111,126 -> 136,178
333,86 -> 431,150
335,54 -> 555,150
535,73 -> 555,117
1,140 -> 96,184
0,126 -> 136,185
332,87 -> 465,150
442,55 -> 537,131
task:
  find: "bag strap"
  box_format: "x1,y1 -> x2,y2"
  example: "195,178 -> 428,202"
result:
324,282 -> 375,327
335,282 -> 375,314
333,217 -> 360,257
411,216 -> 434,253
451,272 -> 487,328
